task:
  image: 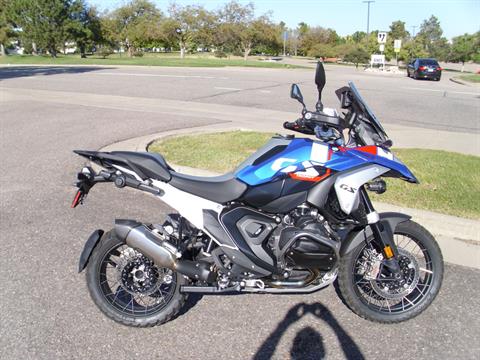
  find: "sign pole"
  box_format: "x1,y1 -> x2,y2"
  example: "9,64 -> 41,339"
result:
393,39 -> 402,67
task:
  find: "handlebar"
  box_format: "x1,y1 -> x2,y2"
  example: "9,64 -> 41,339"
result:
283,120 -> 298,130
283,119 -> 314,135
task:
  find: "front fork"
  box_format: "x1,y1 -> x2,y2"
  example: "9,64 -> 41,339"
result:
360,187 -> 402,277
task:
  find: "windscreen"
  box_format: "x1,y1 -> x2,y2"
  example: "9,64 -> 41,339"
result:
419,59 -> 439,66
348,82 -> 387,134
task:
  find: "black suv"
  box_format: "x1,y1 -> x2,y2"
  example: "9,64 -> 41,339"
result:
407,58 -> 442,81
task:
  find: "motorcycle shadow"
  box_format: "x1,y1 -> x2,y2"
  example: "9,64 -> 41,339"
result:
253,302 -> 365,360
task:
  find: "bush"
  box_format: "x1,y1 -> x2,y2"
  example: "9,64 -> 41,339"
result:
22,42 -> 34,55
132,50 -> 144,57
344,47 -> 370,68
214,50 -> 227,58
472,53 -> 480,64
307,44 -> 336,59
96,46 -> 113,59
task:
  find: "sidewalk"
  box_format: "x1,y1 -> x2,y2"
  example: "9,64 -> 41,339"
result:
101,123 -> 480,269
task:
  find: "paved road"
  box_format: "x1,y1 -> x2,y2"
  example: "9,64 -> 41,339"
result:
1,64 -> 478,133
1,65 -> 479,360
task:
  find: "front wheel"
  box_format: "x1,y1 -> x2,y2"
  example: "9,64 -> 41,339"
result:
86,230 -> 188,327
338,220 -> 443,323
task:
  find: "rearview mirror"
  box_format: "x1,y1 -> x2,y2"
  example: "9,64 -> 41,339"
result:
290,83 -> 304,104
315,62 -> 326,111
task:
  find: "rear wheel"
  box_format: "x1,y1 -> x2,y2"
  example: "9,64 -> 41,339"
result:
86,230 -> 187,327
338,220 -> 443,323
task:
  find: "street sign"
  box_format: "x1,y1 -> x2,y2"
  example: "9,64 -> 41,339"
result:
394,39 -> 402,53
377,32 -> 387,44
379,44 -> 385,52
283,31 -> 288,41
371,54 -> 385,65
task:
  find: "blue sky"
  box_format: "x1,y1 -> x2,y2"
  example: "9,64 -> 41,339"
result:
89,0 -> 479,40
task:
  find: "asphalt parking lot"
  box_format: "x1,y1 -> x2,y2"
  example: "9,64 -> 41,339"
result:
0,64 -> 479,359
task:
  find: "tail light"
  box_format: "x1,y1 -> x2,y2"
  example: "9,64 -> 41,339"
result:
419,66 -> 426,71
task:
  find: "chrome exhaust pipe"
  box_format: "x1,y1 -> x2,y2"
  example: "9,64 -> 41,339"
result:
124,225 -> 178,269
115,219 -> 213,282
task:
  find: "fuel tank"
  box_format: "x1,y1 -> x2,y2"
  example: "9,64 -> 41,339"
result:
234,135 -> 417,187
235,136 -> 332,186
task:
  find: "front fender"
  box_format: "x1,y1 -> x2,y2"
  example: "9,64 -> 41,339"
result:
78,229 -> 104,273
340,212 -> 411,256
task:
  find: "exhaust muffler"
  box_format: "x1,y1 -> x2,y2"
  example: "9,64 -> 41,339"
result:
115,219 -> 213,282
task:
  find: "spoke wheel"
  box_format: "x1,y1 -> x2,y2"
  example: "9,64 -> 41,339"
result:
98,244 -> 177,317
86,230 -> 187,327
352,236 -> 433,314
338,220 -> 443,323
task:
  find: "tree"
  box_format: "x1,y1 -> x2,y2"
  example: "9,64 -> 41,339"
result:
165,3 -> 215,58
334,43 -> 356,59
402,38 -> 428,60
99,16 -> 121,51
0,0 -> 15,55
385,20 -> 409,62
239,15 -> 279,60
299,26 -> 339,55
214,1 -> 254,58
417,15 -> 449,59
351,31 -> 367,44
473,31 -> 480,63
214,1 -> 279,60
389,20 -> 409,40
213,1 -> 253,55
344,46 -> 369,68
362,31 -> 379,55
7,0 -> 74,57
450,33 -> 476,71
307,43 -> 336,59
67,1 -> 102,58
111,0 -> 162,57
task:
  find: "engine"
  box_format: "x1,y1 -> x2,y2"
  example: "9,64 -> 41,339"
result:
269,204 -> 339,272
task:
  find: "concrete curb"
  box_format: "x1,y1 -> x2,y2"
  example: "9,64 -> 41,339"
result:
100,126 -> 480,269
449,76 -> 480,87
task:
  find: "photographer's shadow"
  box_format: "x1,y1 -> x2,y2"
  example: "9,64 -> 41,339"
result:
254,302 -> 365,360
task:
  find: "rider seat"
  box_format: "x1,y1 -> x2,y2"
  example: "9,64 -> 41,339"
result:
108,151 -> 247,203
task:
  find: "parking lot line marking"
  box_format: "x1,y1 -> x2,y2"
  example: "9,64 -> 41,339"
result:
96,72 -> 228,80
214,86 -> 243,91
403,87 -> 479,96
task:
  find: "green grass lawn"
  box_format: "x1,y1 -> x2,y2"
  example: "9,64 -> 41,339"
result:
149,131 -> 480,219
0,53 -> 304,69
457,74 -> 480,83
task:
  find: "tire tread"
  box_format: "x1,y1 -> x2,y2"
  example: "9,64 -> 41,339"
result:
86,230 -> 188,327
338,220 -> 443,323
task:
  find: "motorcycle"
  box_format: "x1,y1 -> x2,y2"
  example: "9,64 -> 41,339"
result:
73,63 -> 443,327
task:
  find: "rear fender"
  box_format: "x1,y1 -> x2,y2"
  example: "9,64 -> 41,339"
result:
78,229 -> 104,272
340,212 -> 411,256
